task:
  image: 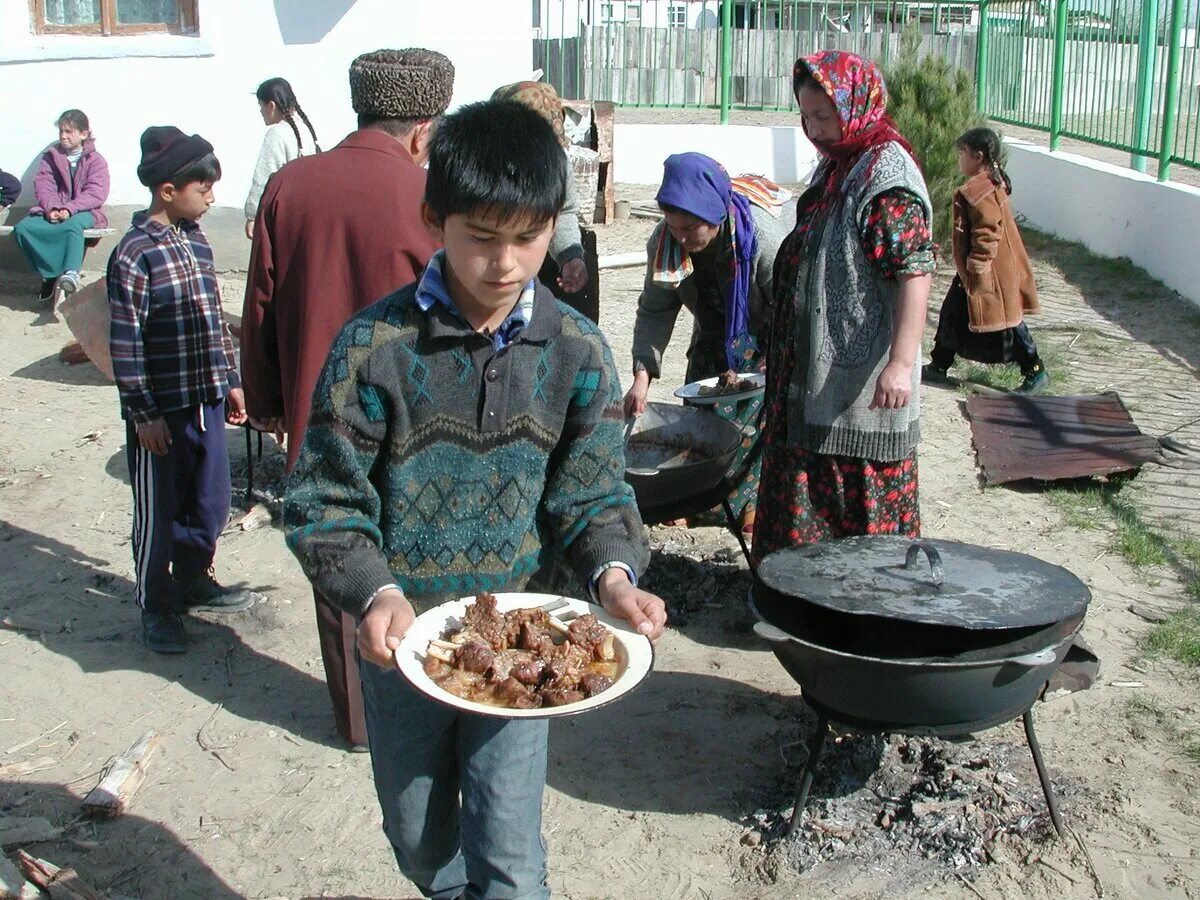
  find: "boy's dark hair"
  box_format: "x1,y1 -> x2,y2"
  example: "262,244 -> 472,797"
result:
57,109 -> 90,133
956,126 -> 1012,194
257,76 -> 321,152
170,152 -> 222,189
424,99 -> 566,227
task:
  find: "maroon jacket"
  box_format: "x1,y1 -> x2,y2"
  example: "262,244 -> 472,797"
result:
240,129 -> 440,471
30,139 -> 110,228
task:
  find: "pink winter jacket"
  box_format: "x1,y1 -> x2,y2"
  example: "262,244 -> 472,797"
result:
29,138 -> 110,228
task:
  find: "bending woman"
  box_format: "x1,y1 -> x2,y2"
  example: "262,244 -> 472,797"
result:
626,152 -> 796,531
753,51 -> 934,560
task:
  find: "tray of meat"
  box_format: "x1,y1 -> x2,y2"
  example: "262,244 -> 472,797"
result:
396,591 -> 655,718
674,370 -> 765,405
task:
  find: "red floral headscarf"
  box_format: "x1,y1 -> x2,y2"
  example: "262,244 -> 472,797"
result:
794,50 -> 918,194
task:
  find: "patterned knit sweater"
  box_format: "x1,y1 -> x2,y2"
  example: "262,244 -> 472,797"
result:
283,280 -> 649,616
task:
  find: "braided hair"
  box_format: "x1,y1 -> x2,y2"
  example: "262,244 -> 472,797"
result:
256,77 -> 321,153
957,127 -> 1011,194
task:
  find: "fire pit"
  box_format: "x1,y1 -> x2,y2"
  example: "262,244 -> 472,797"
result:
751,537 -> 1092,840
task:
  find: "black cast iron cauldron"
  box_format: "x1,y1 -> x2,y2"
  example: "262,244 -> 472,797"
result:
750,537 -> 1092,734
624,401 -> 743,513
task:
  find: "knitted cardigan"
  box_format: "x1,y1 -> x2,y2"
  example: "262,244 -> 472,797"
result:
786,141 -> 931,461
283,280 -> 648,616
245,122 -> 309,221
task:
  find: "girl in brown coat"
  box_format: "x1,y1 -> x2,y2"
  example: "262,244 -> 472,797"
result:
923,128 -> 1048,394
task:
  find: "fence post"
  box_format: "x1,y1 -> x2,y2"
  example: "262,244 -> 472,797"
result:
1049,0 -> 1068,151
1157,0 -> 1187,182
975,0 -> 990,114
720,0 -> 732,124
1132,0 -> 1161,173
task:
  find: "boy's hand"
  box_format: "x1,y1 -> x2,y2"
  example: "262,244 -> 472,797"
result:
136,418 -> 171,456
225,388 -> 248,425
358,589 -> 415,668
623,370 -> 651,418
597,567 -> 667,641
557,258 -> 588,294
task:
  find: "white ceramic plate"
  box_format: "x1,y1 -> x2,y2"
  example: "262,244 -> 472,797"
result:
395,592 -> 654,719
674,372 -> 766,405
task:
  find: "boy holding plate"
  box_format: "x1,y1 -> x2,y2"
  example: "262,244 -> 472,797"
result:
283,99 -> 667,899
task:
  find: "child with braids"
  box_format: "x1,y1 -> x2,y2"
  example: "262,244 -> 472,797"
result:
923,127 -> 1048,394
244,77 -> 320,239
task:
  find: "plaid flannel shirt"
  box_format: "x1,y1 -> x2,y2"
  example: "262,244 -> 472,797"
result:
107,212 -> 240,426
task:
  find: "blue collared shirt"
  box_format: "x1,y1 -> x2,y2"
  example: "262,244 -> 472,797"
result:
414,251 -> 535,352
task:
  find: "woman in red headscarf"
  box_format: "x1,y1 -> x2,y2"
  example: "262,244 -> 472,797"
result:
753,51 -> 935,560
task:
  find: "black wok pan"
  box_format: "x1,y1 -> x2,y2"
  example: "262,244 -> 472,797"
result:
624,402 -> 743,513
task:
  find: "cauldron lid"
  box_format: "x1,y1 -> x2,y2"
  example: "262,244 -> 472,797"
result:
756,536 -> 1091,630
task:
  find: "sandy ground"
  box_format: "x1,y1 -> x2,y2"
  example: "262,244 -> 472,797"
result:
1,198 -> 1198,899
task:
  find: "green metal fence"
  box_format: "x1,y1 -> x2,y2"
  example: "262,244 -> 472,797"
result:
978,0 -> 1199,179
534,0 -> 1200,180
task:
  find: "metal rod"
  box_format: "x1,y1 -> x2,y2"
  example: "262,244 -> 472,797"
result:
721,498 -> 754,573
244,424 -> 254,506
785,713 -> 829,839
975,0 -> 990,114
1131,0 -> 1161,172
1049,0 -> 1068,151
1157,0 -> 1187,182
720,0 -> 733,123
1022,708 -> 1066,838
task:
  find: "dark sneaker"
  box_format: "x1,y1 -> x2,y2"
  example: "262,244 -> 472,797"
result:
37,278 -> 56,302
142,610 -> 188,654
58,270 -> 80,296
921,363 -> 951,384
1014,369 -> 1050,395
176,569 -> 258,613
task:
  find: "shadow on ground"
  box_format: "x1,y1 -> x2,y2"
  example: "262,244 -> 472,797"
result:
0,781 -> 239,897
0,519 -> 340,748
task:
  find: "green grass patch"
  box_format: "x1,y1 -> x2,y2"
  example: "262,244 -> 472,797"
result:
1143,607 -> 1200,667
951,338 -> 1071,394
1046,485 -> 1110,531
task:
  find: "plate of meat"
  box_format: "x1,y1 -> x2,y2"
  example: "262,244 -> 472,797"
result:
396,591 -> 655,718
674,370 -> 766,405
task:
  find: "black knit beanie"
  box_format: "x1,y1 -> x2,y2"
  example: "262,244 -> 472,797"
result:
137,126 -> 214,187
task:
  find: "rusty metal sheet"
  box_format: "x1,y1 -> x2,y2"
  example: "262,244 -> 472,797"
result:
964,392 -> 1163,485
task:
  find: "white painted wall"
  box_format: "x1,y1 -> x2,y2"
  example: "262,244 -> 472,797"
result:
0,0 -> 533,208
1004,140 -> 1200,308
613,123 -> 820,184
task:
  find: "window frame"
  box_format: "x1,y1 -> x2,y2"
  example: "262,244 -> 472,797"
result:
30,0 -> 199,36
667,2 -> 688,27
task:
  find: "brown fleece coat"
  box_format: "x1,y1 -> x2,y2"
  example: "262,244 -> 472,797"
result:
952,171 -> 1039,332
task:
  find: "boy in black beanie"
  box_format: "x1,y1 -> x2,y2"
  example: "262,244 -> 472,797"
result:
107,126 -> 258,654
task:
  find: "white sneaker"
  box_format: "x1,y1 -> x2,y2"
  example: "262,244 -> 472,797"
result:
58,270 -> 80,296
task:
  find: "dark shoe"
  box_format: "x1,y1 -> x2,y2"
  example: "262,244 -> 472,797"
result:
921,363 -> 951,384
37,278 -> 56,302
176,569 -> 258,613
142,610 -> 188,654
1014,369 -> 1049,395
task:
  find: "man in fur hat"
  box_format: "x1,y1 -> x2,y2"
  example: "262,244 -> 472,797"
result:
240,48 -> 453,750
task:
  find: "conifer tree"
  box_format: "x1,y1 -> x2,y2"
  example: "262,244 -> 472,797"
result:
884,25 -> 985,246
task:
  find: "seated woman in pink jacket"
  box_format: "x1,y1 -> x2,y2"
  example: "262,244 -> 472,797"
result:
14,109 -> 110,302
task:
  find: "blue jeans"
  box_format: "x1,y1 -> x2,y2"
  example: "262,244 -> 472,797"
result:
360,658 -> 550,900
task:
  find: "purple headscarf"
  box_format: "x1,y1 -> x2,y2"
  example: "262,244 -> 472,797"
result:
656,152 -> 758,370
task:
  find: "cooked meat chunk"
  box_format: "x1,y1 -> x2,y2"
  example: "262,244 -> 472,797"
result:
511,657 -> 546,686
489,649 -> 534,682
493,676 -> 541,709
517,621 -> 555,656
456,641 -> 494,674
579,672 -> 614,697
568,614 -> 615,660
540,686 -> 586,707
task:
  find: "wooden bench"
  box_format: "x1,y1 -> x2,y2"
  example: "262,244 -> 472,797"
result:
0,224 -> 116,242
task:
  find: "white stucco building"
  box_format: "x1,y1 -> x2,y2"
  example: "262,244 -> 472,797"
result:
0,0 -> 534,209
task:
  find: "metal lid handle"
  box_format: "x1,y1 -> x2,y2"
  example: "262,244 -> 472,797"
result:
904,542 -> 944,587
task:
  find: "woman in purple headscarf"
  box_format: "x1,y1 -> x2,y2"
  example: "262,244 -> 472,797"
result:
625,152 -> 796,532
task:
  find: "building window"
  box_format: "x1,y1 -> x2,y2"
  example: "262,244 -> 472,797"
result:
30,0 -> 199,35
532,0 -> 541,28
625,2 -> 642,24
668,3 -> 687,27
